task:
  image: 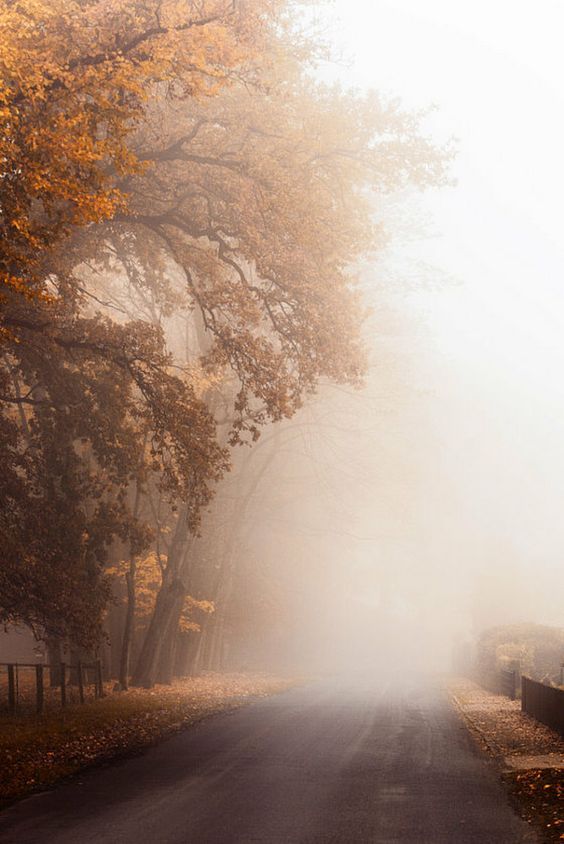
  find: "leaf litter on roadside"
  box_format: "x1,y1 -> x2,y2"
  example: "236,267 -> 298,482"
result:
0,673 -> 297,806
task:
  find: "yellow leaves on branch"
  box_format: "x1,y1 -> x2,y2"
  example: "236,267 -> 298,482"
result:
0,0 -> 276,299
108,552 -> 214,632
179,596 -> 215,634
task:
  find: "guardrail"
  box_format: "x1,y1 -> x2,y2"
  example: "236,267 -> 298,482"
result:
521,676 -> 564,737
0,661 -> 104,715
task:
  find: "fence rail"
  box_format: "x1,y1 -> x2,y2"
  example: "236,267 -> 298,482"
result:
0,661 -> 104,715
521,676 -> 564,737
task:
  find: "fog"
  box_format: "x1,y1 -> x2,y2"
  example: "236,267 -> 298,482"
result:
3,0 -> 562,688
229,0 -> 564,674
4,6 -> 564,839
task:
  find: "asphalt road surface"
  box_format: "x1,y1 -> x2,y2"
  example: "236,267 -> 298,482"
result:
0,675 -> 537,843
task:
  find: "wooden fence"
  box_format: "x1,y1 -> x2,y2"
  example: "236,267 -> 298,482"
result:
521,675 -> 564,737
0,661 -> 104,715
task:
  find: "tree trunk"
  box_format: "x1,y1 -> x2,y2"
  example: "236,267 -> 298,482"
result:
180,631 -> 203,676
131,572 -> 185,687
207,612 -> 225,672
131,510 -> 190,687
118,561 -> 136,689
188,626 -> 206,676
156,632 -> 175,685
117,478 -> 142,689
69,645 -> 92,685
47,638 -> 63,687
108,600 -> 123,679
156,594 -> 184,684
174,632 -> 198,677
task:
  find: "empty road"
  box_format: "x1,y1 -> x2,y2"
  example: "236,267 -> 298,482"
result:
0,675 -> 537,843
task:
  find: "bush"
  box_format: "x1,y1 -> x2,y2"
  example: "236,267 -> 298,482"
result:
476,624 -> 564,685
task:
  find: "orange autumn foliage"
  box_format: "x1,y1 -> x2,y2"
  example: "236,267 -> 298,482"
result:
109,552 -> 214,633
0,0 -> 285,298
0,0 -> 450,658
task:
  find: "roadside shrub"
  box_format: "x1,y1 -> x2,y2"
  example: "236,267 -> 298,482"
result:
476,624 -> 564,685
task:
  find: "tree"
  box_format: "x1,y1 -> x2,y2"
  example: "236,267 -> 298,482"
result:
91,70 -> 447,685
112,73 -> 444,441
477,624 -> 564,685
0,0 -> 279,648
0,0 -> 449,681
0,303 -> 228,644
0,0 -> 284,299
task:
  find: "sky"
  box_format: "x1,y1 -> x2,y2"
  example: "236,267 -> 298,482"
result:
306,0 -> 564,633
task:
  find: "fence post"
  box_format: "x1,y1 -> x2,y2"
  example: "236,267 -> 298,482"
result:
60,662 -> 66,707
96,659 -> 104,699
7,664 -> 16,715
36,664 -> 44,714
77,661 -> 84,704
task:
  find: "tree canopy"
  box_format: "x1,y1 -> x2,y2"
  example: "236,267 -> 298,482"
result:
0,0 -> 286,298
0,0 -> 449,672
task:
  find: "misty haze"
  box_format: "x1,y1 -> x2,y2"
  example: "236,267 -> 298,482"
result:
0,1 -> 562,842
